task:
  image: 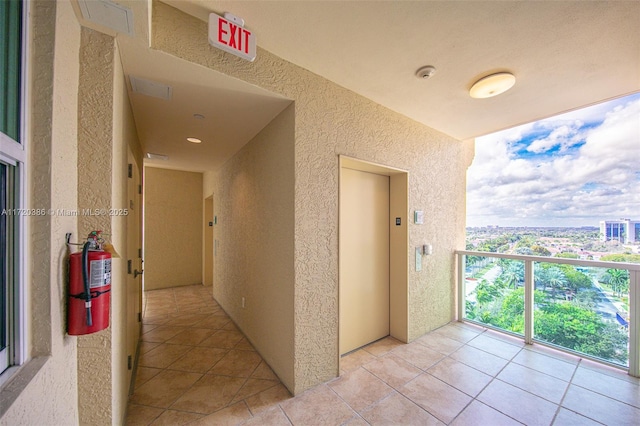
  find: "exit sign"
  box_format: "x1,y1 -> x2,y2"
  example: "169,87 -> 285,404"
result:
208,13 -> 256,62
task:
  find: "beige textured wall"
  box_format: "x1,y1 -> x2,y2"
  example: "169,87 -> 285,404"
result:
153,2 -> 474,394
0,1 -> 80,423
76,27 -> 115,425
205,104 -> 295,390
112,41 -> 143,424
144,167 -> 203,290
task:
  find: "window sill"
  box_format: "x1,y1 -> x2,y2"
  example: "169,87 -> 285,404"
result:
0,356 -> 49,419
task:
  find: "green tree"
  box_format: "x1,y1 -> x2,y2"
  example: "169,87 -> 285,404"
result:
555,252 -> 579,259
606,269 -> 629,297
531,245 -> 551,256
535,303 -> 628,364
545,267 -> 567,299
501,262 -> 524,289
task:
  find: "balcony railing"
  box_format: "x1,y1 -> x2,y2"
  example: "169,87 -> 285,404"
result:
456,251 -> 640,377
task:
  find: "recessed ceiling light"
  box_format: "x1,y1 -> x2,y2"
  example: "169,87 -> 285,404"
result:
187,137 -> 202,144
469,72 -> 516,98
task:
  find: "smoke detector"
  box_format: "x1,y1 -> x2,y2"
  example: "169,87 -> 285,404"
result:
416,66 -> 437,80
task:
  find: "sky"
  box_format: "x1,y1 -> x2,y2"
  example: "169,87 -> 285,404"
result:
466,92 -> 640,228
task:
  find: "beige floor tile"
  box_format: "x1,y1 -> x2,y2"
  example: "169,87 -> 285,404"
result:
561,384 -> 640,424
169,374 -> 245,414
571,366 -> 640,408
129,369 -> 202,408
360,392 -> 443,425
134,366 -> 163,390
432,322 -> 484,343
451,400 -> 520,426
416,332 -> 465,355
578,358 -> 636,383
235,337 -> 255,351
362,336 -> 404,357
363,354 -> 422,389
167,346 -> 228,373
552,408 -> 602,426
195,314 -> 231,329
165,327 -> 216,346
232,378 -> 279,403
139,343 -> 193,369
189,401 -> 253,426
138,341 -> 161,355
340,348 -> 377,374
392,341 -> 445,370
141,314 -> 170,326
200,330 -> 245,349
251,361 -> 279,381
525,343 -> 581,365
280,384 -> 357,425
478,379 -> 558,426
449,345 -> 509,376
222,321 -> 240,333
466,334 -> 523,360
125,403 -> 164,426
209,349 -> 263,377
512,348 -> 577,381
328,368 -> 394,412
244,383 -> 292,415
427,357 -> 492,397
242,406 -> 292,426
497,363 -> 569,403
401,373 -> 472,423
165,313 -> 210,327
343,415 -> 369,425
141,325 -> 186,343
149,409 -> 205,425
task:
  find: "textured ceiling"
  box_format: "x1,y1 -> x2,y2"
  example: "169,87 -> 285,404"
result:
79,1 -> 640,172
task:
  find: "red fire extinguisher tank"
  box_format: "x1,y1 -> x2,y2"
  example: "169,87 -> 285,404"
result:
68,248 -> 111,335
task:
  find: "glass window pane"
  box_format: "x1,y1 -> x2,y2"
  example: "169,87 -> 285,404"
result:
1,162 -> 7,353
533,263 -> 629,367
1,0 -> 23,142
464,255 -> 525,337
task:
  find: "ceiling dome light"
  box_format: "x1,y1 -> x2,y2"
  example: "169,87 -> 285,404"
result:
187,137 -> 202,144
469,72 -> 516,98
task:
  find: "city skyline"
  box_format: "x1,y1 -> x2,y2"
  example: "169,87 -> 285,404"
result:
467,92 -> 640,228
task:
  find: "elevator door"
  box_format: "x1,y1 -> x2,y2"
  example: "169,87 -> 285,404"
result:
340,167 -> 390,355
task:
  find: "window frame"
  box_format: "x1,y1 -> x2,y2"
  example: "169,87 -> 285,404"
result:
0,0 -> 28,378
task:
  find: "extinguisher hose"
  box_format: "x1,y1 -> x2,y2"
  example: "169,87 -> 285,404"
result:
82,241 -> 93,327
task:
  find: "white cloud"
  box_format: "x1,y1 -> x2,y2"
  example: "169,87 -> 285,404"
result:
467,94 -> 640,227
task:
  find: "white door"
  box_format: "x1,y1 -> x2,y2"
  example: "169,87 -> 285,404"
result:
126,150 -> 142,392
340,167 -> 390,354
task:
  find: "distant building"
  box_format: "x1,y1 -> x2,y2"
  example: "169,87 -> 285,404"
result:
599,219 -> 640,243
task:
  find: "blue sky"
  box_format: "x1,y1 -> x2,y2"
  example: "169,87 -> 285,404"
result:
467,92 -> 640,228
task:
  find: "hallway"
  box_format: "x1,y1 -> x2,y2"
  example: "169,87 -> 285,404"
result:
126,285 -> 640,425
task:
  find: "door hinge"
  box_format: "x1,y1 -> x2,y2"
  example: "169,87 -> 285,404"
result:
127,355 -> 132,370
138,184 -> 142,194
138,312 -> 142,322
128,164 -> 133,178
127,259 -> 132,274
138,248 -> 142,258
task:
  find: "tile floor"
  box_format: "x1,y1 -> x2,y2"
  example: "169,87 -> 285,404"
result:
126,285 -> 640,425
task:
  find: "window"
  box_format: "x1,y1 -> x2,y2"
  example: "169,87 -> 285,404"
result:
0,0 -> 24,375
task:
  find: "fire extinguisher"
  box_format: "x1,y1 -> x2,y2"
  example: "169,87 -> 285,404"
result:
68,231 -> 111,335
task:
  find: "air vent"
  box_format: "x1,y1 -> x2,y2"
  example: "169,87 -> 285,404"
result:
130,76 -> 173,100
78,0 -> 135,37
146,153 -> 169,161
